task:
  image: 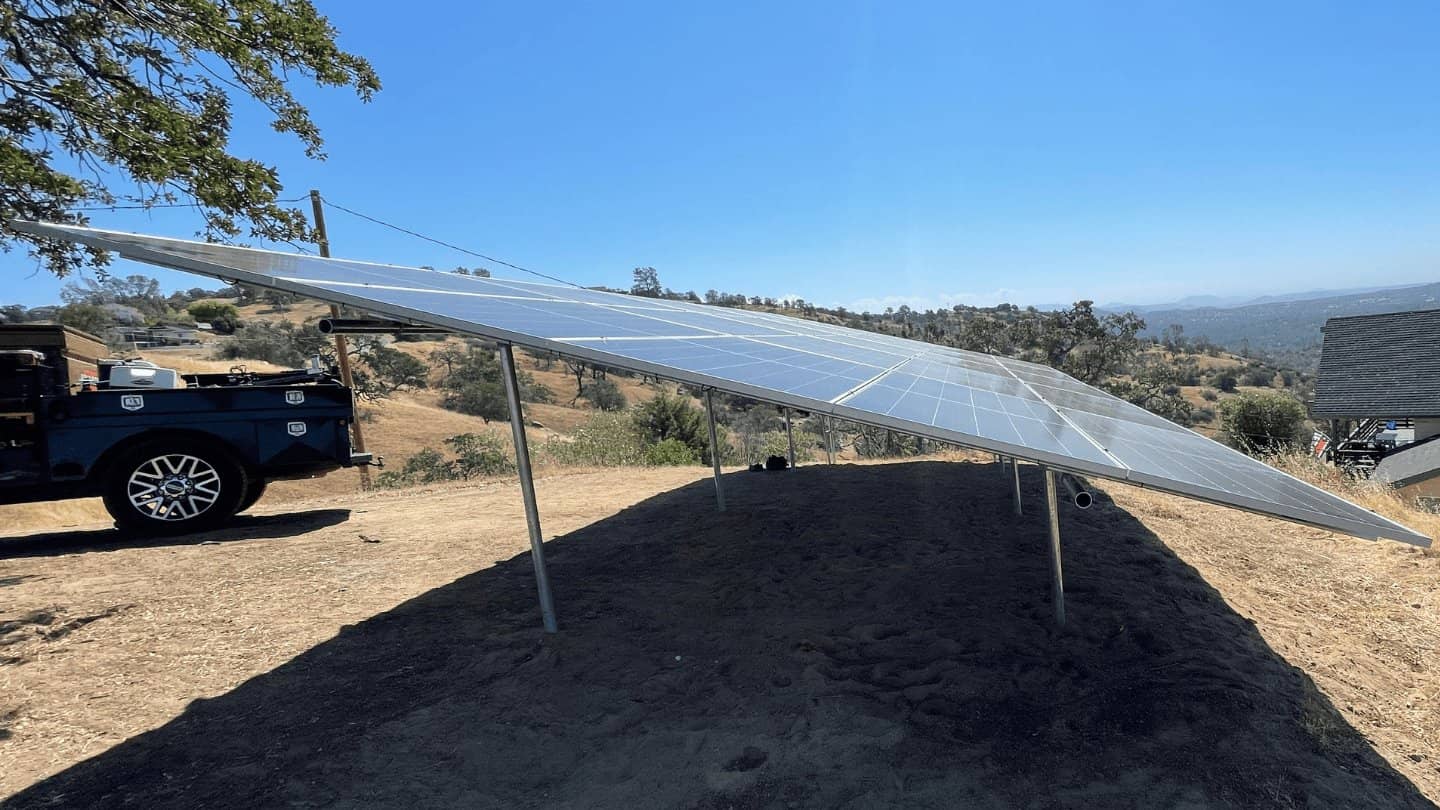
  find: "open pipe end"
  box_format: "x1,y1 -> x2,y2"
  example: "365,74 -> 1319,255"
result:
1059,474 -> 1093,510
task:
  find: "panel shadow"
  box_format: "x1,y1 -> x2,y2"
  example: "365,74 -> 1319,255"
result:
3,462 -> 1429,809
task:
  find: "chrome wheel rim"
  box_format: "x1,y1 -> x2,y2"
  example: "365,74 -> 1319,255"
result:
127,454 -> 222,521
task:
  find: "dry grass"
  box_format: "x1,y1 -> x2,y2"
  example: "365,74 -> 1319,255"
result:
1099,468 -> 1440,800
1265,449 -> 1440,541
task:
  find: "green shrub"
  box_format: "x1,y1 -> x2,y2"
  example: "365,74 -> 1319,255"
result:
56,303 -> 114,337
542,412 -> 648,466
744,430 -> 817,464
643,437 -> 700,465
1200,389 -> 1219,402
442,379 -> 509,422
435,346 -> 551,417
582,378 -> 627,411
1218,390 -> 1307,454
526,379 -> 556,404
632,391 -> 718,463
187,301 -> 240,333
376,448 -> 455,488
214,320 -> 325,366
1241,367 -> 1275,388
362,344 -> 429,396
447,433 -> 514,477
376,433 -> 514,488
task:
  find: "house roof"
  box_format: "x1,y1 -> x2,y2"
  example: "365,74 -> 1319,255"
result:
1313,308 -> 1440,418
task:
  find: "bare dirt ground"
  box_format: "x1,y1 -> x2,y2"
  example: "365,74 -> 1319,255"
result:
2,459 -> 1439,808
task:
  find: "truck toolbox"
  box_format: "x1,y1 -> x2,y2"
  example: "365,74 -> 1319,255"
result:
0,324 -> 106,387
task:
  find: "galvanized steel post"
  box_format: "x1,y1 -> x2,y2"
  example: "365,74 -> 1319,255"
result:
500,343 -> 558,633
824,415 -> 836,465
1011,457 -> 1023,516
784,408 -> 796,468
705,389 -> 726,512
1044,468 -> 1066,627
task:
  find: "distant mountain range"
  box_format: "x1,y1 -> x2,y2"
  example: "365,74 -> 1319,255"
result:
1112,282 -> 1440,370
1101,283 -> 1423,313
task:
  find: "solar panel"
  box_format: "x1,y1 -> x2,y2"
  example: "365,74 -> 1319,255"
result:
13,221 -> 1428,546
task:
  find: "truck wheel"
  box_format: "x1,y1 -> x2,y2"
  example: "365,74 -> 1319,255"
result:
237,479 -> 268,514
102,441 -> 248,534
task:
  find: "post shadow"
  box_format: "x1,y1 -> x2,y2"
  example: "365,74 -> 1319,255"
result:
2,462 -> 1430,809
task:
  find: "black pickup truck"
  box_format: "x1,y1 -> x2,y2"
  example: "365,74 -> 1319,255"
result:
0,325 -> 371,533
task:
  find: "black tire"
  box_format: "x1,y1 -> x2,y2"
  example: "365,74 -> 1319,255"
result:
101,440 -> 248,534
237,478 -> 268,514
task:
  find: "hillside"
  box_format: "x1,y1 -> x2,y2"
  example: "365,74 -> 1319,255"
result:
1133,282 -> 1440,369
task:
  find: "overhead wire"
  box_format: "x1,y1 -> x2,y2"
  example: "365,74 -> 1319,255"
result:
57,194 -> 582,287
317,195 -> 585,289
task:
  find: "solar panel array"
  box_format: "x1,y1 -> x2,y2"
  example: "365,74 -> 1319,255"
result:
14,221 -> 1427,545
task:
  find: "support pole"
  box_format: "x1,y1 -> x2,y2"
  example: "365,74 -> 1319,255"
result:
500,343 -> 558,633
1011,457 -> 1023,516
824,416 -> 836,465
310,189 -> 371,490
784,408 -> 797,468
1044,468 -> 1066,627
705,389 -> 726,512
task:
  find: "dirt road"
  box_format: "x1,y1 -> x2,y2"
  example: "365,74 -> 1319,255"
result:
2,460 -> 1438,808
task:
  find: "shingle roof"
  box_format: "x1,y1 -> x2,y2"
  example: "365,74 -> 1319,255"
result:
1313,308 -> 1440,418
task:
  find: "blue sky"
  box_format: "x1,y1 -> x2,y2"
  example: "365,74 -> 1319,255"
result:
12,1 -> 1440,310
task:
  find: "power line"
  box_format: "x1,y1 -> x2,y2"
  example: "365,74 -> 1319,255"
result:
57,194 -> 583,288
318,196 -> 585,289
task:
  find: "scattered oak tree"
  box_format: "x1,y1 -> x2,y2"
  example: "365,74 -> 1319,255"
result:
630,266 -> 661,297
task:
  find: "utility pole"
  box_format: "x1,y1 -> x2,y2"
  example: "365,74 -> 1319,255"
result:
310,189 -> 372,490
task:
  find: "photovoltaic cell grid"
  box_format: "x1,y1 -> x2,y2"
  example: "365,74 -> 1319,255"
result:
13,221 -> 1427,545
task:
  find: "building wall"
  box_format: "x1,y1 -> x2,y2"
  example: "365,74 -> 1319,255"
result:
1415,419 -> 1440,442
1400,476 -> 1440,501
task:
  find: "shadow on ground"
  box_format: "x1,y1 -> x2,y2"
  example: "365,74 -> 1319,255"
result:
3,462 -> 1430,809
0,509 -> 352,559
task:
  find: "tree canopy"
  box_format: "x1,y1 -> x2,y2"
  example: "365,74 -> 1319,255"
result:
1,1 -> 380,276
631,266 -> 661,297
